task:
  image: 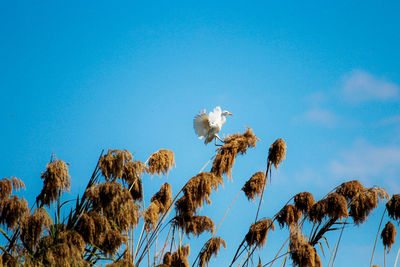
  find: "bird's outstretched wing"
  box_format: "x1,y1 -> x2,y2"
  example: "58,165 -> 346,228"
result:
208,106 -> 222,126
193,110 -> 210,139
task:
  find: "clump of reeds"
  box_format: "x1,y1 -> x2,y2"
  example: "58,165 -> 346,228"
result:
245,218 -> 275,248
86,182 -> 139,230
289,227 -> 321,267
0,195 -> 29,229
381,221 -> 396,252
174,215 -> 215,237
277,204 -> 302,228
21,208 -> 51,251
386,194 -> 400,221
175,172 -> 222,216
198,237 -> 226,267
268,138 -> 286,169
336,180 -> 364,201
294,192 -> 316,215
99,149 -> 133,180
147,149 -> 175,176
106,250 -> 134,267
0,177 -> 13,200
242,172 -> 266,201
211,127 -> 259,180
37,158 -> 71,206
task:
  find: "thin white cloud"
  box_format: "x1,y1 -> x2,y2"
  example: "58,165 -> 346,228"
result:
378,115 -> 400,126
303,108 -> 338,127
329,139 -> 400,193
341,70 -> 399,103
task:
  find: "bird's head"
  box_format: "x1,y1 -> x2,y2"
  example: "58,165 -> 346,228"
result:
222,110 -> 233,116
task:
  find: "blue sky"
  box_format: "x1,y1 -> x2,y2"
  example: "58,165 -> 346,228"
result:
1,1 -> 400,266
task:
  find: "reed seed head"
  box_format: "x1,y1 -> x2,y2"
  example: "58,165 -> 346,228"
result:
174,215 -> 215,237
268,138 -> 286,169
336,180 -> 364,201
122,160 -> 147,184
0,178 -> 12,200
309,199 -> 328,223
147,149 -> 175,176
289,227 -> 321,267
0,195 -> 29,230
21,208 -> 51,250
37,158 -> 71,207
381,221 -> 396,252
277,205 -> 302,228
151,183 -> 172,214
211,127 -> 259,180
294,192 -> 316,215
326,193 -> 348,220
144,202 -> 160,230
242,172 -> 266,201
169,244 -> 190,267
350,189 -> 379,225
387,195 -> 400,221
198,237 -> 226,267
245,218 -> 275,248
99,149 -> 133,181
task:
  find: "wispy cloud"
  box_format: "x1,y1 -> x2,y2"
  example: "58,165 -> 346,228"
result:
341,70 -> 399,103
329,139 -> 400,193
378,115 -> 400,126
302,108 -> 338,127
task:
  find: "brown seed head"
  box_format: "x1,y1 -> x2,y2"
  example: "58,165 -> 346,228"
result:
122,160 -> 147,184
350,189 -> 379,225
163,252 -> 172,265
147,149 -> 175,176
99,149 -> 133,181
245,218 -> 275,248
21,208 -> 51,250
294,192 -> 316,215
268,138 -> 286,169
174,214 -> 215,237
170,244 -> 190,267
387,195 -> 400,221
151,183 -> 172,214
381,221 -> 396,252
326,193 -> 348,220
277,205 -> 303,228
101,229 -> 126,256
336,180 -> 364,201
37,158 -> 71,206
198,237 -> 226,267
242,172 -> 266,201
289,227 -> 320,267
0,178 -> 12,200
0,195 -> 29,229
309,199 -> 328,223
144,202 -> 160,230
211,127 -> 259,180
176,172 -> 221,216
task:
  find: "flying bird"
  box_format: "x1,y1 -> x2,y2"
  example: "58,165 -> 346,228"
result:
193,106 -> 233,145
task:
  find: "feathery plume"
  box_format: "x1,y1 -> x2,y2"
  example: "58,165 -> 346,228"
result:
289,227 -> 321,267
143,202 -> 160,230
21,208 -> 51,250
277,205 -> 302,228
387,194 -> 400,221
174,215 -> 215,237
198,237 -> 226,267
37,158 -> 71,206
268,138 -> 286,169
0,195 -> 29,229
336,180 -> 364,201
309,199 -> 328,223
350,189 -> 379,225
211,127 -> 259,180
381,221 -> 396,253
147,149 -> 175,176
245,218 -> 275,248
0,178 -> 12,200
326,193 -> 348,220
151,183 -> 172,214
99,149 -> 133,181
294,192 -> 316,215
242,172 -> 266,201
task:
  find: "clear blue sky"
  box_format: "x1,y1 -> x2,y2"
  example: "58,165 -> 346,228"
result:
1,1 -> 400,266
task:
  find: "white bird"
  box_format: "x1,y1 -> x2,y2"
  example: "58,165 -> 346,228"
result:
193,106 -> 233,145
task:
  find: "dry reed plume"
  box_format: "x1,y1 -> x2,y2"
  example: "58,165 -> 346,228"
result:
325,193 -> 348,220
198,237 -> 226,267
99,149 -> 133,180
381,221 -> 396,252
350,188 -> 382,224
336,180 -> 364,201
386,194 -> 400,221
163,244 -> 190,267
21,208 -> 51,251
268,138 -> 286,169
0,195 -> 29,229
123,160 -> 147,201
277,204 -> 303,228
147,149 -> 175,176
294,192 -> 316,215
211,127 -> 259,179
242,172 -> 266,201
37,158 -> 71,206
176,172 -> 222,216
309,199 -> 328,223
144,183 -> 173,230
289,227 -> 321,267
174,215 -> 215,237
245,218 -> 275,248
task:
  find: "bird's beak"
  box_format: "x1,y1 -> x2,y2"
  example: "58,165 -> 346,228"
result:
227,112 -> 233,116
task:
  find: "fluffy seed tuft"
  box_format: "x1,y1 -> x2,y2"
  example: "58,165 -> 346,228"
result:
147,149 -> 175,176
242,172 -> 266,201
245,218 -> 275,248
381,221 -> 396,252
268,138 -> 286,169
